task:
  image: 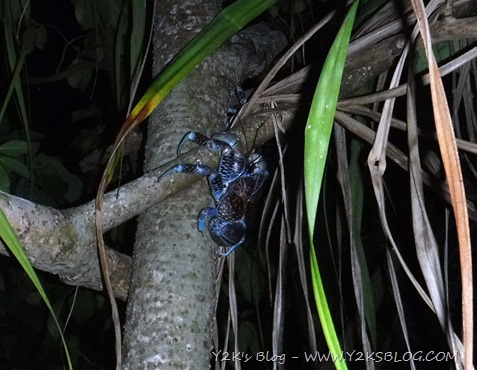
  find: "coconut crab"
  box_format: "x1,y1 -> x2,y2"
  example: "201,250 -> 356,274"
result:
163,131 -> 268,256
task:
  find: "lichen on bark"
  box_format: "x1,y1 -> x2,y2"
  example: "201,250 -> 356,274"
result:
121,1 -> 286,368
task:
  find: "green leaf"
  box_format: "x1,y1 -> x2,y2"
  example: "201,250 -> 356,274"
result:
70,291 -> 96,323
238,320 -> 260,353
35,154 -> 83,203
235,251 -> 265,304
22,24 -> 47,54
127,0 -> 279,125
73,0 -> 95,30
95,0 -> 121,29
99,0 -> 281,219
304,2 -> 360,370
67,66 -> 93,91
0,0 -> 29,23
0,155 -> 30,178
0,139 -> 29,157
130,0 -> 147,79
0,206 -> 73,369
0,165 -> 10,192
304,2 -> 359,229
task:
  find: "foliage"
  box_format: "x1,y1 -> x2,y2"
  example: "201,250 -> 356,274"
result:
0,0 -> 146,368
0,259 -> 115,369
0,0 -> 475,369
304,3 -> 359,369
0,207 -> 72,369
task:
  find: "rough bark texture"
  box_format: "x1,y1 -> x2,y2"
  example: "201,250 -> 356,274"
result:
121,1 -> 286,368
121,1 -> 221,367
2,9 -> 474,307
0,191 -> 132,300
2,1 -> 472,324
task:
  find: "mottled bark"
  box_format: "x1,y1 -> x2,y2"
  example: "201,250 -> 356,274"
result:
6,0 -> 472,335
3,7 -> 473,307
121,1 -> 286,368
0,191 -> 132,300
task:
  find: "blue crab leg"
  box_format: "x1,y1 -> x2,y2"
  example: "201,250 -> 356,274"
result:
162,162 -> 226,201
211,133 -> 242,152
177,131 -> 224,155
162,163 -> 216,178
209,218 -> 246,256
176,131 -> 247,188
219,234 -> 246,257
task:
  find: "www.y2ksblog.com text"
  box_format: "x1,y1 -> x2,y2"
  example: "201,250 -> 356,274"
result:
212,350 -> 460,365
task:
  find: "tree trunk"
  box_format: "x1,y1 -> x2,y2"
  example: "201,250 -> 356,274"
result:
121,1 -> 286,368
121,1 -> 220,367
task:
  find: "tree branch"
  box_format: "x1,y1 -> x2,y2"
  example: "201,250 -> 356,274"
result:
2,8 -> 471,301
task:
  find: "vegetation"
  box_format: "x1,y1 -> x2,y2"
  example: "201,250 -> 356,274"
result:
0,0 -> 475,369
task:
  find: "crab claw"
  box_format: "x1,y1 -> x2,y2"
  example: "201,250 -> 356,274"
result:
198,207 -> 217,232
177,131 -> 223,156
